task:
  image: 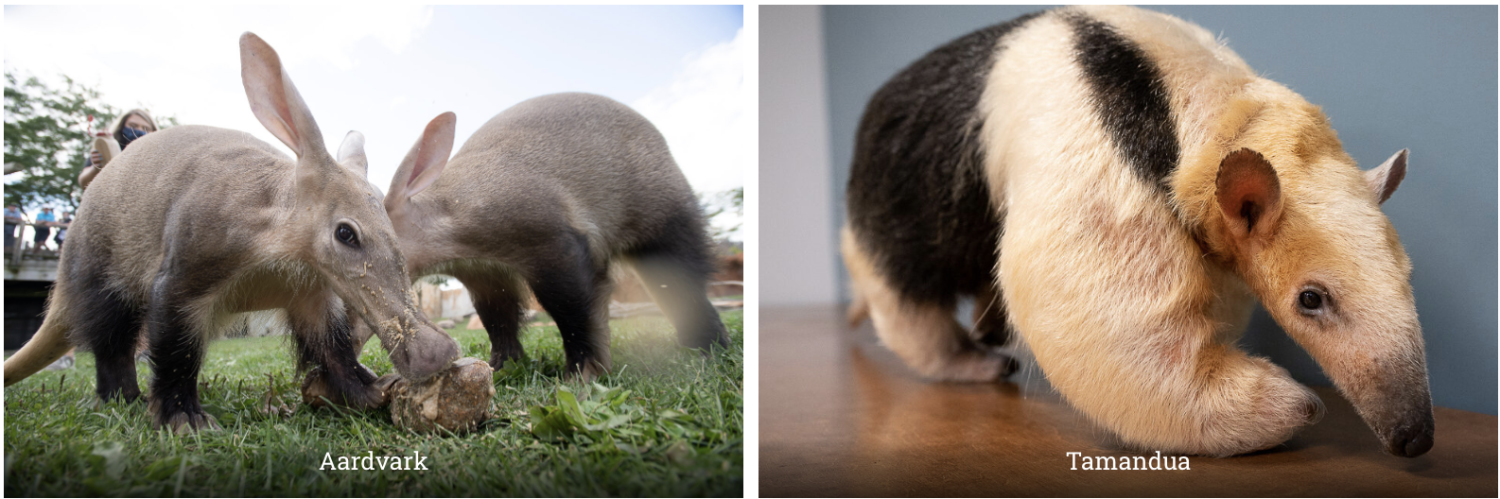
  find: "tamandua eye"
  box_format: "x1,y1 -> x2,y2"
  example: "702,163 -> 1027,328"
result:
1297,289 -> 1325,315
335,223 -> 360,249
1299,291 -> 1322,309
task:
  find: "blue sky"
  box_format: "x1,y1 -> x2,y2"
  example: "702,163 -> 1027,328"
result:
4,5 -> 745,234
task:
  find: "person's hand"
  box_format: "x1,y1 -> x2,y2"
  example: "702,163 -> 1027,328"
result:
90,149 -> 103,168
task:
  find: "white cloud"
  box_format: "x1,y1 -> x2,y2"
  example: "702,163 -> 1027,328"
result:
241,6 -> 434,70
632,27 -> 746,195
3,5 -> 432,118
631,28 -> 747,239
5,6 -> 743,240
4,5 -> 435,175
6,6 -> 432,73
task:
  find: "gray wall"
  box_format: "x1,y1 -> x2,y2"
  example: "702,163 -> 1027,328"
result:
762,6 -> 840,306
800,6 -> 1496,415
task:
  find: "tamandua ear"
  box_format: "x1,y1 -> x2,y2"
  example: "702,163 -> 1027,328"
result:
1365,148 -> 1408,205
1216,149 -> 1283,243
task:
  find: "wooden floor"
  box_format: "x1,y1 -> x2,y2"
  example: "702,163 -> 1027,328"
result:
760,306 -> 1497,497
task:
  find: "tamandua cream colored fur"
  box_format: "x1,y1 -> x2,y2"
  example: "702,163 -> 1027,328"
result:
844,6 -> 1432,458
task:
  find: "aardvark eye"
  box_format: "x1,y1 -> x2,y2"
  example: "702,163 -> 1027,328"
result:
335,223 -> 360,249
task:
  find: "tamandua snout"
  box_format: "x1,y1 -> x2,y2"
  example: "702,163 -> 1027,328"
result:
843,6 -> 1433,457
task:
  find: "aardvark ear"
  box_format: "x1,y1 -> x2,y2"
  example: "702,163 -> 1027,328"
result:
240,32 -> 326,160
337,131 -> 368,178
387,112 -> 455,208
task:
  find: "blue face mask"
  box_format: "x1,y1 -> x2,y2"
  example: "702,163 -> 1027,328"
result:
120,126 -> 150,148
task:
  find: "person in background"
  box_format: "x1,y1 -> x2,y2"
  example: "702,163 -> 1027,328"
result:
79,109 -> 158,191
4,204 -> 23,251
48,109 -> 160,370
30,207 -> 55,255
53,211 -> 72,249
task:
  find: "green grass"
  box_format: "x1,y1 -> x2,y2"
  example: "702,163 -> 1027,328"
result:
3,311 -> 742,497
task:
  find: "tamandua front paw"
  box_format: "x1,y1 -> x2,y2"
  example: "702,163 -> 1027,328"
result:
1248,371 -> 1325,443
1196,367 -> 1324,457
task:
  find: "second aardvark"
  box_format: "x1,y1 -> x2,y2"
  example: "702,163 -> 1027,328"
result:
352,93 -> 731,379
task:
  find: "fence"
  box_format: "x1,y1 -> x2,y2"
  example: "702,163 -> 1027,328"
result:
4,219 -> 69,264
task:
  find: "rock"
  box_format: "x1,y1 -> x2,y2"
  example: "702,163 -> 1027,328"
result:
466,314 -> 485,331
436,319 -> 456,329
389,357 -> 494,434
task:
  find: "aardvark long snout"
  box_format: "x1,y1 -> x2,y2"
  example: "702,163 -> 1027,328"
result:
342,273 -> 459,382
371,307 -> 458,383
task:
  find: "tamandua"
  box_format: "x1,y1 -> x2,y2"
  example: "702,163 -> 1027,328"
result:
843,6 -> 1432,458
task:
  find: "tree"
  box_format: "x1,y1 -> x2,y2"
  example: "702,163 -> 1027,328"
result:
4,72 -> 120,213
700,186 -> 743,242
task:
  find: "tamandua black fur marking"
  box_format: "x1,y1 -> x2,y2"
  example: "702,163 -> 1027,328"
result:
844,6 -> 1432,458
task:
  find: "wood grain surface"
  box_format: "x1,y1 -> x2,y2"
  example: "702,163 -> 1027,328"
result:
760,306 -> 1497,497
